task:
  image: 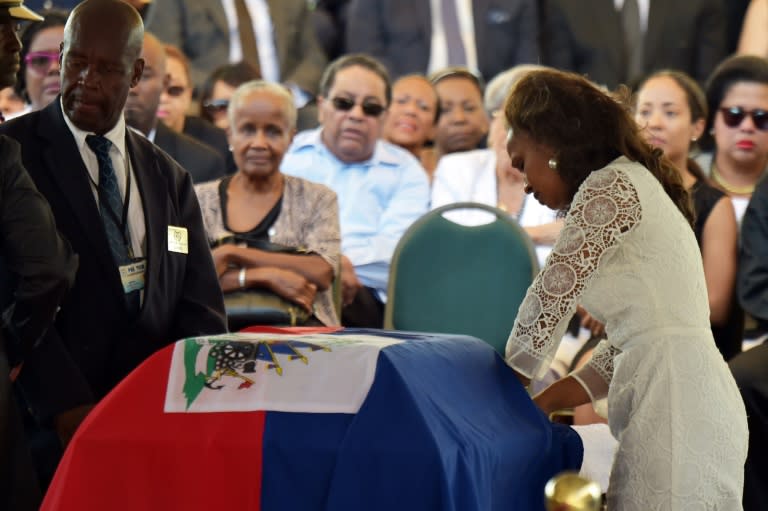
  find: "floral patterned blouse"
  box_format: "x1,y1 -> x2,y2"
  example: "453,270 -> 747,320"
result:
195,174 -> 341,326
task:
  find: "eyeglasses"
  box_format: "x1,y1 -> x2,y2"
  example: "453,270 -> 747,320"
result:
203,98 -> 229,116
165,85 -> 187,98
719,106 -> 768,131
330,96 -> 386,117
24,50 -> 59,75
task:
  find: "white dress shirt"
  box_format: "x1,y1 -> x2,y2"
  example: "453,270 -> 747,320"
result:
220,0 -> 280,83
220,0 -> 309,106
613,0 -> 650,33
427,0 -> 479,76
281,128 -> 430,300
61,100 -> 146,259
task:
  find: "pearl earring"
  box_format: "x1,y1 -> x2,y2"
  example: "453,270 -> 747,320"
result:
548,158 -> 558,170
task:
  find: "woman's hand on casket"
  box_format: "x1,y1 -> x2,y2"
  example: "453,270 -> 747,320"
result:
533,376 -> 590,418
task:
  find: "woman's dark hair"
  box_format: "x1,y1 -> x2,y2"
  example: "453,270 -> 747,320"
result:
198,61 -> 260,123
15,8 -> 70,102
635,69 -> 711,184
701,55 -> 768,152
504,68 -> 695,226
428,66 -> 485,96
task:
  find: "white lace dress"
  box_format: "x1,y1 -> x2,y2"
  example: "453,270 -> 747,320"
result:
505,157 -> 748,510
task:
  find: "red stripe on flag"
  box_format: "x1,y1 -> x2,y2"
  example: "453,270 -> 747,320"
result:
43,345 -> 267,510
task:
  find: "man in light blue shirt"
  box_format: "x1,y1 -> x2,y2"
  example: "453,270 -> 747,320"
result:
281,54 -> 430,327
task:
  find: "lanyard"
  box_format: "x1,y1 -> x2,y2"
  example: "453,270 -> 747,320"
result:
86,146 -> 134,257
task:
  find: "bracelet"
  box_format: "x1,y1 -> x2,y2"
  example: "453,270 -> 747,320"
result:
238,267 -> 247,289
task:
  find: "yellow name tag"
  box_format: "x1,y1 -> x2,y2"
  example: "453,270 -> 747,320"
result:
167,225 -> 189,254
119,259 -> 146,293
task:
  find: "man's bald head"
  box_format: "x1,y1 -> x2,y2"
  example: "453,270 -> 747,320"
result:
60,0 -> 145,134
64,0 -> 143,59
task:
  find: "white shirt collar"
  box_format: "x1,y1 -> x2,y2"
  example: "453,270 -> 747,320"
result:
60,97 -> 128,160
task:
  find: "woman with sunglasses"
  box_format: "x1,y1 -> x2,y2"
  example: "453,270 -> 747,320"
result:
194,80 -> 341,327
697,54 -> 768,223
157,44 -> 194,134
14,8 -> 68,115
635,70 -> 742,361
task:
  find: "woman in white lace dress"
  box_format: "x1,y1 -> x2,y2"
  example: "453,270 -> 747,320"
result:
503,69 -> 748,509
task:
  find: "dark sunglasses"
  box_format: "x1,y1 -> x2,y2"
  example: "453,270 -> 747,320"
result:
165,85 -> 187,97
24,50 -> 59,74
203,98 -> 229,116
330,96 -> 386,117
720,106 -> 768,131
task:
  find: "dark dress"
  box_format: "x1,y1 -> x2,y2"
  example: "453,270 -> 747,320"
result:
691,179 -> 743,360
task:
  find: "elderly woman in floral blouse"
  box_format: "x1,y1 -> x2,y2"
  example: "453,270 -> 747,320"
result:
195,81 -> 341,326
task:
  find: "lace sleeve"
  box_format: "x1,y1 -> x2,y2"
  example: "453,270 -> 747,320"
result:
571,339 -> 621,404
505,167 -> 642,379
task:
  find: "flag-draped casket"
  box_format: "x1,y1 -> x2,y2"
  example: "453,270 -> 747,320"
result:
42,328 -> 582,510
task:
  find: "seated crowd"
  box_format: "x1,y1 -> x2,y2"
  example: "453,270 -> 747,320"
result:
5,0 -> 768,509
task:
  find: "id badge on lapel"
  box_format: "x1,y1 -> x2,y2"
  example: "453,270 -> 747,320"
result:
168,225 -> 188,254
119,258 -> 146,293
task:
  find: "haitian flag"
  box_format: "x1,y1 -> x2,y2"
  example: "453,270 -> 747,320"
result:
165,332 -> 402,414
43,328 -> 583,511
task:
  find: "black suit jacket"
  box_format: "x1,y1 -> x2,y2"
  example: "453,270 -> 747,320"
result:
153,122 -> 227,184
543,0 -> 727,89
345,0 -> 539,81
182,116 -> 236,174
0,101 -> 227,418
0,135 -> 76,509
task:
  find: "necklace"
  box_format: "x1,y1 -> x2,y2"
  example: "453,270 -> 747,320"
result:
711,164 -> 756,196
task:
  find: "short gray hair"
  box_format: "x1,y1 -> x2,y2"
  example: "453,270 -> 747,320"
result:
227,80 -> 297,130
484,64 -> 548,113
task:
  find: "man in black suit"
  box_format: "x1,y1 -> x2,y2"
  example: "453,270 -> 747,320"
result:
125,32 -> 226,184
183,115 -> 235,173
0,2 -> 77,508
543,0 -> 727,90
345,0 -> 539,82
0,0 -> 227,482
733,176 -> 768,510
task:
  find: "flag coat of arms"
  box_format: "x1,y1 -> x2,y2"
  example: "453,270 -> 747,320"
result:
43,329 -> 583,511
165,332 -> 402,413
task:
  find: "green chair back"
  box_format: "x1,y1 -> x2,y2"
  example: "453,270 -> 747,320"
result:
384,202 -> 540,354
